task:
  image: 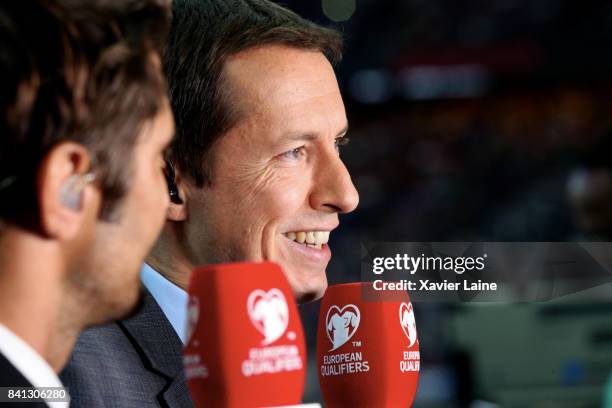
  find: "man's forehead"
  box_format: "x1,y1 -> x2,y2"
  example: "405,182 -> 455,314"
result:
221,45 -> 346,141
223,45 -> 341,109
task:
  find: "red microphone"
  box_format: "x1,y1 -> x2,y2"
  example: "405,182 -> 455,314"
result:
183,262 -> 307,407
317,282 -> 420,407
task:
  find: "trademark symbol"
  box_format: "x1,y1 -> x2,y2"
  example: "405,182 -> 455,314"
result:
352,341 -> 361,347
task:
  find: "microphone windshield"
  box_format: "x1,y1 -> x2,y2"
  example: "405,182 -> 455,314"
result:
184,262 -> 307,407
317,282 -> 420,407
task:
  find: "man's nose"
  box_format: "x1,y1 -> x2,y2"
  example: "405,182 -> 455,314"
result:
310,149 -> 359,214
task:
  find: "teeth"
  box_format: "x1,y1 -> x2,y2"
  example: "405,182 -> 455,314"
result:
296,232 -> 306,244
314,231 -> 324,243
284,230 -> 330,247
306,232 -> 315,244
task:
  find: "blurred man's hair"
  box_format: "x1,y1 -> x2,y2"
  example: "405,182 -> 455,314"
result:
0,0 -> 170,225
164,0 -> 343,186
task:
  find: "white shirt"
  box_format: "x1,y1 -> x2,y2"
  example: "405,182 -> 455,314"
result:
140,263 -> 188,343
0,323 -> 68,408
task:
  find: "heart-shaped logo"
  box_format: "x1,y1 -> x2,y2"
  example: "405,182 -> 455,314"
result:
247,288 -> 289,345
399,302 -> 418,347
186,296 -> 200,345
325,304 -> 361,351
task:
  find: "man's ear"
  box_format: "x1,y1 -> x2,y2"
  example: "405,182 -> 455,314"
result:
37,142 -> 97,240
165,161 -> 188,222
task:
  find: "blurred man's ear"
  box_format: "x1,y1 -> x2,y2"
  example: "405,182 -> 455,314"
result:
165,160 -> 188,221
37,142 -> 97,240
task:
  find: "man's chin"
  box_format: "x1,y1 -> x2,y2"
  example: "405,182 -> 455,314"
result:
290,271 -> 328,304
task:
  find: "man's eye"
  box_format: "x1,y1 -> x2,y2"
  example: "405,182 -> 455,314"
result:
282,146 -> 305,160
335,136 -> 350,151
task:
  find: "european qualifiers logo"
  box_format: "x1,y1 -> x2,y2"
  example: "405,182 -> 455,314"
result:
247,288 -> 289,345
399,302 -> 417,348
241,288 -> 302,377
320,304 -> 370,377
325,304 -> 360,351
399,302 -> 420,373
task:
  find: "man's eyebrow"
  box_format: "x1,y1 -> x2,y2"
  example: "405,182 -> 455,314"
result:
286,132 -> 317,142
284,124 -> 349,141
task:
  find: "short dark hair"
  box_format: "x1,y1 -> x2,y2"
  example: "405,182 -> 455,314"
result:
164,0 -> 343,186
0,0 -> 170,224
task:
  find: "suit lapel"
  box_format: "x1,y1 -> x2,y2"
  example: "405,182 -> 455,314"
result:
118,288 -> 194,407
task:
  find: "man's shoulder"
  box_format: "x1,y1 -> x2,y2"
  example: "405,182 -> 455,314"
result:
72,321 -> 126,350
61,329 -> 169,407
61,293 -> 171,375
61,320 -> 166,407
60,321 -> 148,387
66,321 -> 135,365
60,292 -> 191,408
67,289 -> 172,358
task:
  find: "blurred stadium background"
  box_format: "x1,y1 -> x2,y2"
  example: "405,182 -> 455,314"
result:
276,0 -> 612,407
279,0 -> 612,408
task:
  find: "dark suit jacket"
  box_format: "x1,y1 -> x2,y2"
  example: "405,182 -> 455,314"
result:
0,352 -> 48,407
60,290 -> 195,408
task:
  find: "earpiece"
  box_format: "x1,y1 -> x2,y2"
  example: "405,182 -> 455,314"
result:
60,173 -> 95,210
164,160 -> 183,204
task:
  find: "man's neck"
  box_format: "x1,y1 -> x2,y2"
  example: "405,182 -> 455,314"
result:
147,231 -> 195,290
146,255 -> 192,291
0,231 -> 79,372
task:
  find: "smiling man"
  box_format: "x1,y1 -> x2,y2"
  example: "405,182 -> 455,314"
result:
62,0 -> 358,406
157,0 -> 359,304
159,43 -> 359,303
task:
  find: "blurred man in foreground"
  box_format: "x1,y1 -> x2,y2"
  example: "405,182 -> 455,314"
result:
0,0 -> 172,405
62,0 -> 359,406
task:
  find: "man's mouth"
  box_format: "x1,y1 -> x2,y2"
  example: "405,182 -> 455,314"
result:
282,231 -> 330,249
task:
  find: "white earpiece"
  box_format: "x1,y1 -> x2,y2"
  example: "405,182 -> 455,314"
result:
60,173 -> 95,210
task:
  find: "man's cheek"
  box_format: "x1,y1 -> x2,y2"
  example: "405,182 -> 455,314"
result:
262,166 -> 308,204
244,189 -> 298,224
268,180 -> 305,211
232,162 -> 282,201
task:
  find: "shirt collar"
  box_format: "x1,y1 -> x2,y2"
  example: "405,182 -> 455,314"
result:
140,263 -> 188,343
0,323 -> 67,408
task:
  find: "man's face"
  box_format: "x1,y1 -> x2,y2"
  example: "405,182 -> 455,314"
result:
183,45 -> 359,303
83,100 -> 174,323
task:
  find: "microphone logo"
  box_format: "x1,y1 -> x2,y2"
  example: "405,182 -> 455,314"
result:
186,296 -> 200,344
325,304 -> 361,351
247,288 -> 289,345
399,302 -> 418,347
